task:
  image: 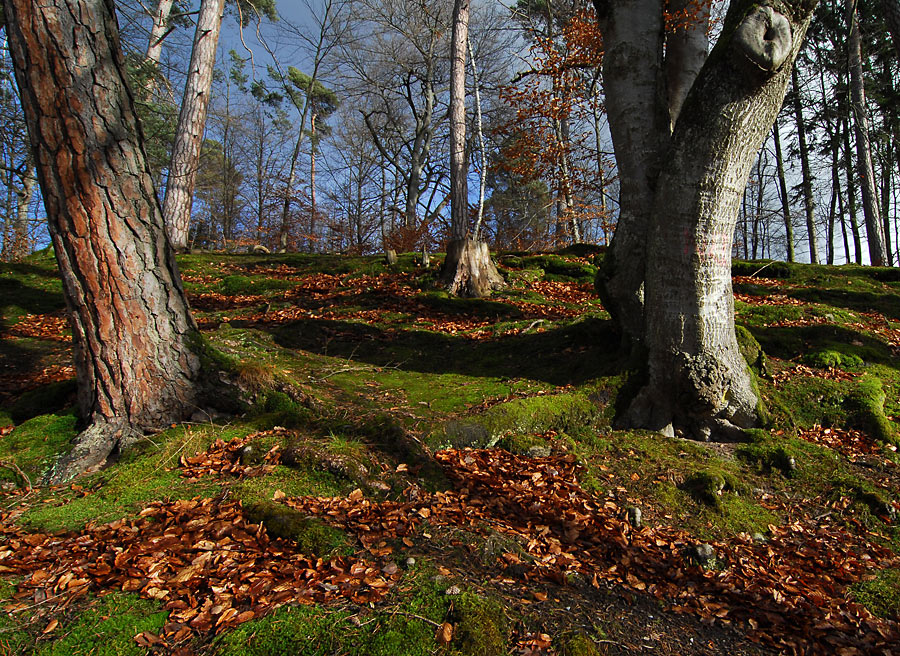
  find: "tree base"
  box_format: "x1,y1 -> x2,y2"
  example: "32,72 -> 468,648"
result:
44,420 -> 142,485
437,239 -> 505,298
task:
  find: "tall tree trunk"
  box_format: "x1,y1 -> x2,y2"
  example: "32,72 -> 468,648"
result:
593,0 -> 670,345
664,0 -> 710,128
847,0 -> 888,265
624,1 -> 816,438
842,114 -> 864,263
162,0 -> 226,250
791,67 -> 819,264
145,0 -> 174,95
310,112 -> 318,253
438,0 -> 503,298
468,35 -> 487,241
4,0 -> 204,481
772,118 -> 795,261
10,155 -> 35,260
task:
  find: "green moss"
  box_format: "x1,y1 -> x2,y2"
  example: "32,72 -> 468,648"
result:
734,325 -> 767,376
803,350 -> 864,369
852,569 -> 900,619
830,474 -> 896,521
451,593 -> 508,656
214,569 -> 454,656
441,392 -> 597,449
36,593 -> 167,656
0,411 -> 78,484
244,501 -> 351,555
556,631 -> 602,656
497,433 -> 549,455
517,255 -> 596,283
731,259 -> 794,279
683,468 -> 745,508
845,376 -> 898,445
504,268 -> 544,287
17,425 -> 242,532
219,274 -> 295,296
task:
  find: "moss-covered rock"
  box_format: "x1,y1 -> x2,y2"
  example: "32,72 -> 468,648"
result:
735,325 -> 767,377
451,593 -> 508,656
845,376 -> 898,445
803,350 -> 864,369
244,501 -> 351,555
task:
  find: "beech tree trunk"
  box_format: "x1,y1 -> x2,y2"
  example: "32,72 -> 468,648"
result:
438,239 -> 505,298
162,0 -> 226,250
593,0 -> 670,345
4,0 -> 204,481
847,0 -> 888,265
623,1 -> 818,438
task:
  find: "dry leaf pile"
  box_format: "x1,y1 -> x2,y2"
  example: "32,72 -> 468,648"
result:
285,448 -> 900,654
0,497 -> 400,651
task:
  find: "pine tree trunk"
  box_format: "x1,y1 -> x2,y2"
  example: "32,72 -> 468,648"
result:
449,0 -> 469,243
791,67 -> 819,264
624,1 -> 815,438
847,0 -> 888,265
162,0 -> 226,250
4,0 -> 205,481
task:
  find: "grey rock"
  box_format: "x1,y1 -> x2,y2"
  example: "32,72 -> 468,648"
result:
692,543 -> 716,567
527,445 -> 552,459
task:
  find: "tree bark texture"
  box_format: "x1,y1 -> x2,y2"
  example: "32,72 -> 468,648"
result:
624,0 -> 818,438
664,0 -> 710,128
847,0 -> 888,265
162,0 -> 226,250
3,0 -> 203,480
593,0 -> 670,345
438,239 -> 505,298
449,0 -> 469,242
145,0 -> 175,78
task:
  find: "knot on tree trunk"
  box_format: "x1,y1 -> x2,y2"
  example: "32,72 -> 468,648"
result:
732,6 -> 792,73
674,351 -> 731,418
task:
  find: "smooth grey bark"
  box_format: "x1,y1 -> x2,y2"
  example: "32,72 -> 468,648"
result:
623,1 -> 817,438
772,118 -> 795,261
791,67 -> 819,264
593,0 -> 670,344
664,0 -> 710,128
847,0 -> 888,265
4,0 -> 204,481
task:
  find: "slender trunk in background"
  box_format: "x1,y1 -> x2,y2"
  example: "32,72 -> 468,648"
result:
163,0 -> 226,250
842,114 -> 864,263
145,0 -> 175,94
827,158 -> 837,264
438,0 -> 504,298
773,118 -> 795,261
838,185 -> 851,263
468,35 -> 487,241
9,155 -> 35,260
791,67 -> 819,264
3,0 -> 204,481
310,113 -> 318,252
847,0 -> 887,265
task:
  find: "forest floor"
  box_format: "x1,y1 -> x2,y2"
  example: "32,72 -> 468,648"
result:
0,247 -> 899,655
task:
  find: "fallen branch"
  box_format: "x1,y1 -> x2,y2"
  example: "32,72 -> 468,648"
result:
0,460 -> 32,491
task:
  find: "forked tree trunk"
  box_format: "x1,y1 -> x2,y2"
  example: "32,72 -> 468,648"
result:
438,239 -> 505,298
624,2 -> 818,438
145,0 -> 175,95
162,0 -> 226,250
4,0 -> 204,481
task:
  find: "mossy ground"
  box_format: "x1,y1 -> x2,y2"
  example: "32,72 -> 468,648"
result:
1,252 -> 899,653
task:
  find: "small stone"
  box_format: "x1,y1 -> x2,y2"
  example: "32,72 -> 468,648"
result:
627,506 -> 643,529
444,585 -> 462,596
320,582 -> 339,592
787,456 -> 797,472
527,445 -> 552,459
752,532 -> 767,543
660,424 -> 675,438
405,557 -> 417,569
381,562 -> 399,576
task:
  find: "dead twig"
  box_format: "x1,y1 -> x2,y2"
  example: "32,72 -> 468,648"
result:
0,460 -> 32,491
